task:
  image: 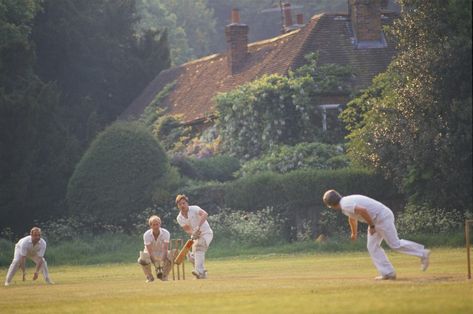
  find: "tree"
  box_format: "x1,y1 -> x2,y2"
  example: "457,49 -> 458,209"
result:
33,0 -> 171,143
135,0 -> 216,65
0,0 -> 75,233
341,0 -> 472,210
67,122 -> 170,229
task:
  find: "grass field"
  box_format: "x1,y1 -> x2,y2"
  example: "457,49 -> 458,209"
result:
1,248 -> 472,313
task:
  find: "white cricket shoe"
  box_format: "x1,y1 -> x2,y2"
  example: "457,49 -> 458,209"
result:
45,278 -> 55,285
4,282 -> 10,287
374,273 -> 397,280
192,270 -> 207,279
421,249 -> 431,271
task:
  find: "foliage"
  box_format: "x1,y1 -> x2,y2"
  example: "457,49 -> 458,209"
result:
224,168 -> 400,241
237,142 -> 349,177
33,0 -> 171,143
153,114 -> 191,152
341,0 -> 472,210
67,122 -> 170,229
216,54 -> 352,159
135,0 -> 216,65
0,0 -> 78,233
188,155 -> 241,182
208,207 -> 286,246
177,181 -> 225,214
396,204 -> 469,235
141,81 -> 176,127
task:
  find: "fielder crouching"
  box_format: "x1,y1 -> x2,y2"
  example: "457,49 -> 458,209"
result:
4,227 -> 54,286
176,194 -> 214,279
138,215 -> 172,282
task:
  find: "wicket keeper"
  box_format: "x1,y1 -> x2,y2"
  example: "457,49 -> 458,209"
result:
137,215 -> 172,282
4,227 -> 54,286
323,190 -> 431,280
176,195 -> 213,279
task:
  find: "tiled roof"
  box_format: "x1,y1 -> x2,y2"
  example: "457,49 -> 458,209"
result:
121,12 -> 397,123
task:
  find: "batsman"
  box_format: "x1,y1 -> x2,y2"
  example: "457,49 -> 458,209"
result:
175,194 -> 214,279
137,215 -> 172,282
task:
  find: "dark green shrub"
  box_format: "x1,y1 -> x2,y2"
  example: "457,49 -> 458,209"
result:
178,182 -> 226,214
189,155 -> 241,182
171,155 -> 200,179
223,168 -> 400,240
67,121 -> 170,229
224,172 -> 287,212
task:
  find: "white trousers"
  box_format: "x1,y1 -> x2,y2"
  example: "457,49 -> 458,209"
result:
367,211 -> 425,276
5,245 -> 51,284
193,233 -> 213,274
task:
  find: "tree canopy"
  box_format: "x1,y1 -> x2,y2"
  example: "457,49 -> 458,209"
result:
341,0 -> 472,210
0,0 -> 171,234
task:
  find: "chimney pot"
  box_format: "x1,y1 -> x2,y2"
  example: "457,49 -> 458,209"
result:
231,8 -> 241,24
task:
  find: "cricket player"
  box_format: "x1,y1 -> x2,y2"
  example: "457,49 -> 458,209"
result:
176,194 -> 213,279
323,190 -> 431,280
4,227 -> 54,286
137,215 -> 172,282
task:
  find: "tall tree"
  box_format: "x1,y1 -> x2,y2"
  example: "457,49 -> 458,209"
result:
135,0 -> 216,65
33,0 -> 171,143
0,0 -> 171,235
0,0 -> 74,233
342,0 -> 472,210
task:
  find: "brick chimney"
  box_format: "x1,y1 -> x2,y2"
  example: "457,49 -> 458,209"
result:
283,3 -> 293,29
225,8 -> 249,74
348,0 -> 383,42
296,14 -> 304,26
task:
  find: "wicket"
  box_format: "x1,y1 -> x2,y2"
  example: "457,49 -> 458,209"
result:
170,239 -> 186,280
466,220 -> 473,280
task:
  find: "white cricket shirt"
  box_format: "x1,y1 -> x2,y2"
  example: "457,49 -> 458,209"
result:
143,228 -> 170,257
339,195 -> 392,224
177,205 -> 213,235
16,235 -> 47,257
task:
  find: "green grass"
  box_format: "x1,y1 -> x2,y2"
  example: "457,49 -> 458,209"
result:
1,248 -> 472,313
2,232 -> 466,267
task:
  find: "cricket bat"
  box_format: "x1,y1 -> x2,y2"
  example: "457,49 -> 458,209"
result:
174,238 -> 194,265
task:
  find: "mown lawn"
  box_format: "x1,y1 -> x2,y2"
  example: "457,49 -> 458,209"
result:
1,248 -> 472,313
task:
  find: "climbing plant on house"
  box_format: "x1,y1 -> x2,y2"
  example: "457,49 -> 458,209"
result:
216,54 -> 352,159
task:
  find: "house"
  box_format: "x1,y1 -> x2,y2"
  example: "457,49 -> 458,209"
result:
121,0 -> 398,131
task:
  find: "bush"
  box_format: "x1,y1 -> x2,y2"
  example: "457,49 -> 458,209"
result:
0,238 -> 14,266
396,204 -> 469,234
189,155 -> 241,181
178,181 -> 226,214
224,168 -> 401,240
208,207 -> 286,246
67,121 -> 170,229
237,142 -> 349,177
